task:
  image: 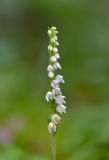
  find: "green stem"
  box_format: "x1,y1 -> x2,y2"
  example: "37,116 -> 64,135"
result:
51,134 -> 56,160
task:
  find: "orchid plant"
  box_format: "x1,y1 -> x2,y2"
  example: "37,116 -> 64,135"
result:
45,26 -> 67,160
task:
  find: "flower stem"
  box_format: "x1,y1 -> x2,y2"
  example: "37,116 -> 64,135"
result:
51,134 -> 56,160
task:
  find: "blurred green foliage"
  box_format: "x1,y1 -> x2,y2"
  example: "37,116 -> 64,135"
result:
0,0 -> 109,159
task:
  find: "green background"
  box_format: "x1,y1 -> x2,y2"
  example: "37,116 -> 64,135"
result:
0,0 -> 109,159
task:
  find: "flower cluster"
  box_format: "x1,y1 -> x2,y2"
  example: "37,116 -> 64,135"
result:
46,26 -> 67,134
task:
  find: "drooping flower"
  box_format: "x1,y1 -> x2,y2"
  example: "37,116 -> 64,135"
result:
56,104 -> 66,114
53,62 -> 62,70
55,95 -> 66,105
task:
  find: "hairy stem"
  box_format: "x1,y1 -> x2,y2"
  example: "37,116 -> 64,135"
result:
51,134 -> 56,160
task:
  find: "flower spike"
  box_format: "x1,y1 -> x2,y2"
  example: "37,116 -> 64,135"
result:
46,26 -> 67,134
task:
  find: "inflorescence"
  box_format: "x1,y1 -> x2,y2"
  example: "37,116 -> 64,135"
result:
46,26 -> 67,134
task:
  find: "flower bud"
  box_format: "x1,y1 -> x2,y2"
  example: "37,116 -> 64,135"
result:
48,122 -> 56,134
48,30 -> 52,36
51,114 -> 61,125
48,45 -> 52,51
48,71 -> 54,78
53,47 -> 58,53
55,53 -> 60,59
54,36 -> 58,40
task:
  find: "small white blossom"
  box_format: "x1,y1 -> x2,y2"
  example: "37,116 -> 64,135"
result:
51,26 -> 56,30
48,45 -> 52,51
56,41 -> 59,46
50,56 -> 57,62
46,91 -> 54,101
48,122 -> 56,134
55,53 -> 60,59
48,30 -> 52,36
48,71 -> 54,78
52,88 -> 62,95
50,38 -> 55,43
54,36 -> 58,40
51,80 -> 59,89
56,104 -> 66,114
53,47 -> 58,53
47,65 -> 54,72
51,114 -> 61,125
56,75 -> 64,83
55,95 -> 66,105
53,62 -> 62,69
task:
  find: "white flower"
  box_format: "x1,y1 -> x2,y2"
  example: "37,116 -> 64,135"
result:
46,91 -> 54,101
55,95 -> 66,104
48,45 -> 52,51
56,104 -> 66,114
56,75 -> 64,83
48,122 -> 56,134
53,47 -> 58,53
51,80 -> 59,89
53,62 -> 62,69
52,88 -> 61,95
54,36 -> 58,40
50,56 -> 57,62
51,114 -> 61,125
56,41 -> 59,46
48,30 -> 52,36
50,38 -> 55,43
55,53 -> 60,59
47,65 -> 54,72
48,71 -> 54,78
51,26 -> 56,30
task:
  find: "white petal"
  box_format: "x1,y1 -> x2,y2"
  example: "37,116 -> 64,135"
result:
50,56 -> 57,62
50,38 -> 55,43
48,30 -> 52,35
53,47 -> 58,53
48,45 -> 52,51
53,62 -> 62,70
54,36 -> 58,40
51,114 -> 61,124
51,26 -> 56,30
56,105 -> 66,114
47,65 -> 54,72
55,53 -> 60,59
52,88 -> 61,95
45,91 -> 53,101
48,122 -> 56,134
56,75 -> 64,83
51,80 -> 59,89
48,71 -> 54,78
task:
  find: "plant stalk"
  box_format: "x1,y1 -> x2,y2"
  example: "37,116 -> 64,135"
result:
51,134 -> 56,160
